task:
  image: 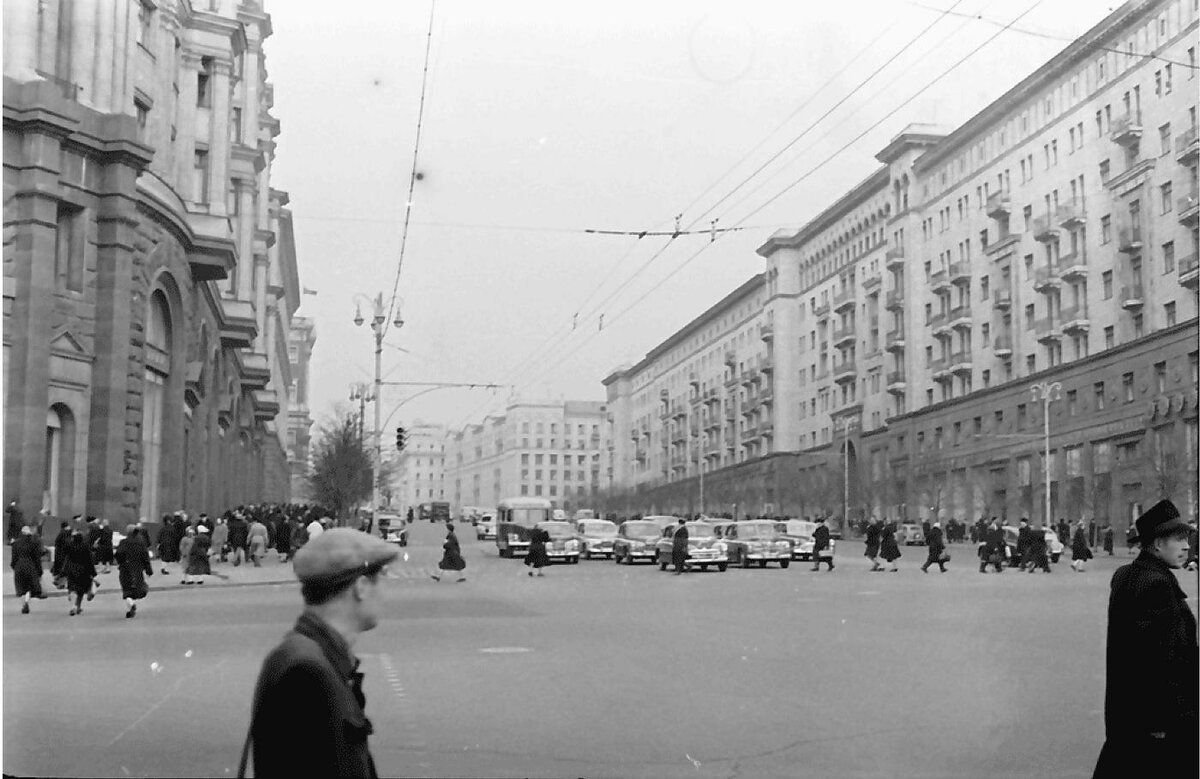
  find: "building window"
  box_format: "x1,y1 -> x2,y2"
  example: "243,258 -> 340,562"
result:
1161,182 -> 1173,214
1122,372 -> 1135,402
1133,313 -> 1144,338
1094,381 -> 1105,411
1166,301 -> 1177,327
1017,403 -> 1027,429
1102,271 -> 1113,299
1155,361 -> 1167,394
55,202 -> 85,293
134,97 -> 150,142
197,57 -> 213,107
1104,326 -> 1115,349
139,291 -> 172,523
1026,354 -> 1036,374
1163,241 -> 1175,273
1067,389 -> 1077,416
137,1 -> 154,47
192,148 -> 209,203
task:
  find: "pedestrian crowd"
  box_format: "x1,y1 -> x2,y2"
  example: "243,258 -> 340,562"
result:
9,502 -> 334,618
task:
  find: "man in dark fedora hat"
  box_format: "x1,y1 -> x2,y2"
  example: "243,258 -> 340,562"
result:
242,528 -> 399,779
1093,499 -> 1197,778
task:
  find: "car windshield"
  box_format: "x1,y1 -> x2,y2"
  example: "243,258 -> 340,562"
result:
538,522 -> 575,539
740,523 -> 779,539
508,508 -> 550,525
580,522 -> 616,537
685,523 -> 716,538
623,522 -> 660,536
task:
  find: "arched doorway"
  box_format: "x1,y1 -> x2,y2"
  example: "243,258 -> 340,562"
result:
139,291 -> 172,521
44,404 -> 75,516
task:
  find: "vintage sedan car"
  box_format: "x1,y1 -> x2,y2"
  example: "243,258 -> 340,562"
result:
377,513 -> 407,546
1002,525 -> 1064,564
574,518 -> 618,559
475,512 -> 497,541
653,521 -> 728,572
612,518 -> 674,564
774,519 -> 821,561
715,520 -> 793,568
898,523 -> 926,545
535,521 -> 581,564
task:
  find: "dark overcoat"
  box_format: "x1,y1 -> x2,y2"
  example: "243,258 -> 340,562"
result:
1093,551 -> 1198,777
1016,525 -> 1033,559
879,524 -> 901,562
51,528 -> 72,577
11,534 -> 45,596
812,523 -> 830,555
115,536 -> 153,600
863,522 -> 881,558
438,531 -> 466,572
671,524 -> 689,568
94,525 -> 115,564
60,535 -> 96,594
249,612 -> 378,779
1071,528 -> 1094,561
187,534 -> 212,575
925,525 -> 945,558
157,521 -> 179,563
1102,527 -> 1114,554
525,528 -> 550,569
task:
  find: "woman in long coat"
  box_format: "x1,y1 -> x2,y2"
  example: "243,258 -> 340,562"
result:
1070,521 -> 1094,572
115,524 -> 153,618
93,519 -> 115,574
864,518 -> 883,571
11,526 -> 46,613
670,519 -> 689,574
156,513 -> 179,573
183,527 -> 212,584
50,521 -> 71,585
879,521 -> 901,572
525,526 -> 550,577
61,530 -> 97,616
431,523 -> 467,582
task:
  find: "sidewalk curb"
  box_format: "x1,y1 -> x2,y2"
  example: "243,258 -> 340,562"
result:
14,577 -> 297,599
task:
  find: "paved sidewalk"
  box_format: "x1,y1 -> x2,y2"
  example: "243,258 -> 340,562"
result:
3,547 -> 298,598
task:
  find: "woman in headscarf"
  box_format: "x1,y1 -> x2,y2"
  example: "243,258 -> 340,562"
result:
115,523 -> 153,618
525,525 -> 550,577
156,513 -> 180,575
431,522 -> 467,582
61,529 -> 98,616
1070,520 -> 1094,572
879,520 -> 902,573
183,526 -> 211,585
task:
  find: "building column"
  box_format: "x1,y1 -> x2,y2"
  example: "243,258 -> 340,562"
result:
3,0 -> 40,81
114,0 -> 137,115
91,0 -> 117,110
69,0 -> 98,108
175,52 -> 201,201
208,60 -> 233,216
235,181 -> 255,299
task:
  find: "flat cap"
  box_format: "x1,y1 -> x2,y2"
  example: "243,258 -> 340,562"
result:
293,527 -> 399,586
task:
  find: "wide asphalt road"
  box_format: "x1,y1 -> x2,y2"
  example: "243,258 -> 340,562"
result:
4,520 -> 1196,778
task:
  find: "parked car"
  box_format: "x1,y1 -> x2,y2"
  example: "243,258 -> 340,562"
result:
653,521 -> 728,572
574,518 -> 618,559
1002,525 -> 1064,564
377,513 -> 407,546
774,519 -> 830,561
714,520 -> 792,568
898,523 -> 926,546
535,521 -> 580,564
475,512 -> 497,541
612,518 -> 673,565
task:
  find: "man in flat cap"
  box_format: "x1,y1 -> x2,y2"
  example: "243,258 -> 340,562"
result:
242,528 -> 398,779
1093,499 -> 1197,778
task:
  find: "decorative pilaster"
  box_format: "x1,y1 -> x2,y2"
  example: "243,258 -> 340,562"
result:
208,60 -> 233,215
69,0 -> 98,108
175,52 -> 202,200
3,0 -> 40,81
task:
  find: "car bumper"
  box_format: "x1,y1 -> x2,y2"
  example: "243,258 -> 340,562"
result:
686,554 -> 728,565
546,551 -> 579,561
623,549 -> 656,560
745,552 -> 792,561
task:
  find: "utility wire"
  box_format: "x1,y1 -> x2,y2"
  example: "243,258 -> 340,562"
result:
905,0 -> 1200,69
382,0 -> 437,342
508,0 -> 1047,400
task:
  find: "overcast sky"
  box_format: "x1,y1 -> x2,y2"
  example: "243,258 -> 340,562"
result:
264,0 -> 1118,436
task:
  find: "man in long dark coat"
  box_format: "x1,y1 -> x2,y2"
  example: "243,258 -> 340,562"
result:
157,514 -> 180,574
864,517 -> 883,571
115,523 -> 153,618
810,517 -> 833,571
978,518 -> 1005,573
1027,526 -> 1052,573
6,500 -> 24,545
50,521 -> 71,584
920,521 -> 947,573
1016,518 -> 1033,570
1093,499 -> 1197,778
671,518 -> 689,574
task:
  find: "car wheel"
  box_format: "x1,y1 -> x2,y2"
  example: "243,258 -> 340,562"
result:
700,565 -> 708,572
614,549 -> 622,564
780,560 -> 790,569
571,557 -> 579,565
583,548 -> 591,560
717,562 -> 727,572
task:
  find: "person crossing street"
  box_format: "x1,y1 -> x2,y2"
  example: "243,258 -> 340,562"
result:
920,521 -> 948,573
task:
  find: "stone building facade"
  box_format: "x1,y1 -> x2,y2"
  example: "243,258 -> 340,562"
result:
602,0 -> 1199,533
286,315 -> 316,502
391,421 -> 446,517
3,0 -> 304,527
446,400 -> 606,514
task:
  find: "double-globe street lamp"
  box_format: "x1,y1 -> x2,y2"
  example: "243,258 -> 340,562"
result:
353,292 -> 404,510
1030,380 -> 1063,527
348,381 -> 375,444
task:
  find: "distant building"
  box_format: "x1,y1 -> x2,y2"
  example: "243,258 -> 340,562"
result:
392,422 -> 446,516
3,1 -> 307,523
286,317 -> 316,502
603,0 -> 1199,531
446,400 -> 606,513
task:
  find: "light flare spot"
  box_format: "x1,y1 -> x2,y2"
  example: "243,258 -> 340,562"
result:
150,662 -> 162,674
184,650 -> 194,659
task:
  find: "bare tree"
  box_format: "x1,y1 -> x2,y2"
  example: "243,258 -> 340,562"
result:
308,413 -> 373,520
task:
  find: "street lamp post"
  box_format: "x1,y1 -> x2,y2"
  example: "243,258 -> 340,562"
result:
1030,380 -> 1062,528
348,381 -> 374,444
354,292 -> 404,510
836,416 -> 858,532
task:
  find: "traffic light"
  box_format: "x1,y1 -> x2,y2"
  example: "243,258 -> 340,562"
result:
395,426 -> 408,451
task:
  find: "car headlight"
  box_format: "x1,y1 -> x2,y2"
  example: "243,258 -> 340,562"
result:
631,541 -> 645,550
566,540 -> 579,551
508,533 -> 520,542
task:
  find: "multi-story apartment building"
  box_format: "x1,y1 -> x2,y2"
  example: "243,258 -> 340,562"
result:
3,1 -> 307,525
605,0 -> 1199,530
392,422 -> 446,516
447,400 -> 606,514
286,316 -> 316,501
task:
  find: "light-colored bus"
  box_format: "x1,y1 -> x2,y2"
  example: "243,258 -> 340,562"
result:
496,496 -> 553,557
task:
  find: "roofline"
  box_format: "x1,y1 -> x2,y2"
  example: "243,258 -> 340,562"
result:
755,167 -> 890,257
